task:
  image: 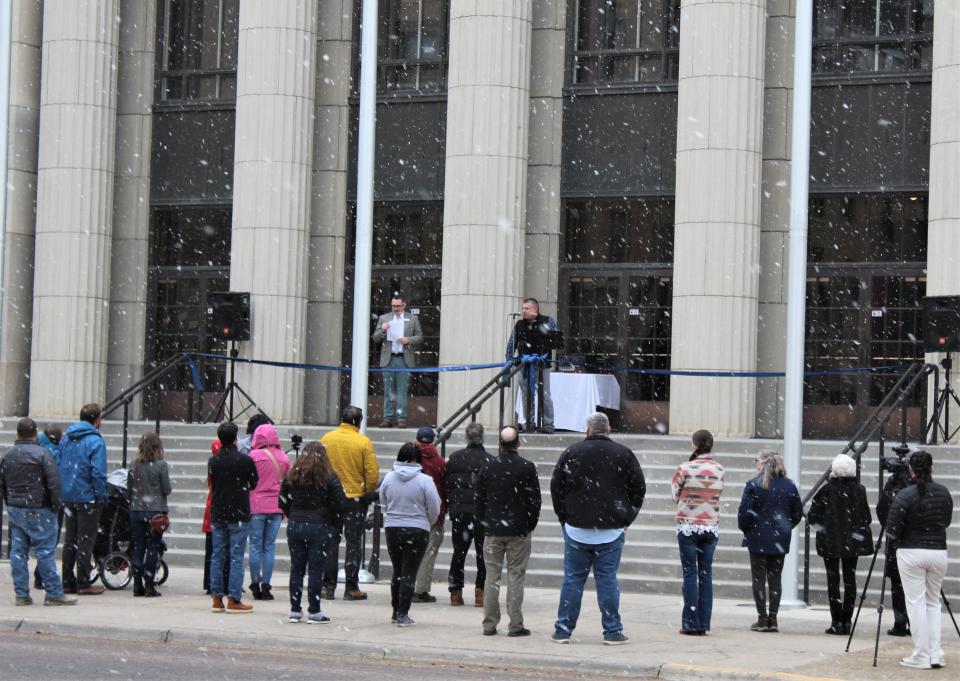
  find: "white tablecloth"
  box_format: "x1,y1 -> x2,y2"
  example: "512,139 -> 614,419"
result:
515,372 -> 621,432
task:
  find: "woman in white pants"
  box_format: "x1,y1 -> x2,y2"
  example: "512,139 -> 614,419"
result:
885,450 -> 954,669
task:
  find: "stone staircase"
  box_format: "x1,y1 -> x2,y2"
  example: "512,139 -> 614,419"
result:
2,419 -> 958,603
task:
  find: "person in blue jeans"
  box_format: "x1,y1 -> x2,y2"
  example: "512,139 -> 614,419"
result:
0,417 -> 75,606
207,421 -> 258,613
278,441 -> 345,623
671,430 -> 725,635
549,413 -> 646,645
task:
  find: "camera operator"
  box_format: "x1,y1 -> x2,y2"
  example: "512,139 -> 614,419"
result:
877,450 -> 912,637
884,450 -> 953,670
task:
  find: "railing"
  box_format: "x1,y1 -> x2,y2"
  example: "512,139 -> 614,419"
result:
800,361 -> 931,603
101,352 -> 204,468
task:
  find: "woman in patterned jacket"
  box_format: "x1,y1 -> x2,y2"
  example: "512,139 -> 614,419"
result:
671,430 -> 725,635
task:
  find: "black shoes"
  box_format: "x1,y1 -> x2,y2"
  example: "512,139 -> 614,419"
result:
249,583 -> 263,600
412,592 -> 437,603
260,584 -> 274,600
508,628 -> 531,637
888,624 -> 911,637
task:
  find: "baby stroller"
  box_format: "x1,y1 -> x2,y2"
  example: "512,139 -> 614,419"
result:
93,469 -> 169,590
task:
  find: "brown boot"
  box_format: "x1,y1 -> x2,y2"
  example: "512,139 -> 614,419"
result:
226,596 -> 253,613
211,595 -> 225,613
474,588 -> 484,608
450,589 -> 464,606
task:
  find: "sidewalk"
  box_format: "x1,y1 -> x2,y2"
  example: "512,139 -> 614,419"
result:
0,563 -> 954,680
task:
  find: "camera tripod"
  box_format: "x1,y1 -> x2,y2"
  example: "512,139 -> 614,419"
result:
925,352 -> 960,444
203,342 -> 267,423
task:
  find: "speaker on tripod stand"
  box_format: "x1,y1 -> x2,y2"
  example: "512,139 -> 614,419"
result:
922,296 -> 960,444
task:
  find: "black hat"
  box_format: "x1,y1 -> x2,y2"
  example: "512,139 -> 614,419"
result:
416,426 -> 435,444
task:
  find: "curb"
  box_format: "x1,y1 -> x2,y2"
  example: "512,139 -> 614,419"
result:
657,663 -> 845,681
1,616 -> 660,678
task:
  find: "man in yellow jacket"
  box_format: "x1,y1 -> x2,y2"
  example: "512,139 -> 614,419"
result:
321,405 -> 380,600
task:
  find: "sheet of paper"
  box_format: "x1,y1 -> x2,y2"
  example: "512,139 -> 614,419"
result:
387,320 -> 403,342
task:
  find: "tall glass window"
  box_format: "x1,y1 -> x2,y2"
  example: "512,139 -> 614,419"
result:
378,0 -> 450,94
813,0 -> 934,75
157,0 -> 239,103
571,0 -> 681,86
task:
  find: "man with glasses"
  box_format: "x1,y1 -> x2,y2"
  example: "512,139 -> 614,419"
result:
373,295 -> 423,428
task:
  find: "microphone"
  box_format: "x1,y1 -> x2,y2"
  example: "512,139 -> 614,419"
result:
509,313 -> 521,317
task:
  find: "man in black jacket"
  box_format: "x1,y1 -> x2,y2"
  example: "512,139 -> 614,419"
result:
877,461 -> 911,636
445,422 -> 495,607
475,426 -> 541,636
550,413 -> 645,645
208,421 -> 259,614
0,418 -> 75,606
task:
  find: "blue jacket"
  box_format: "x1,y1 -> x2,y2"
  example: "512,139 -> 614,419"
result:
38,432 -> 61,463
737,475 -> 803,555
59,421 -> 108,503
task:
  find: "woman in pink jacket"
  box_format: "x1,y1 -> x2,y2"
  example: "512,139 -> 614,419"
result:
248,423 -> 292,600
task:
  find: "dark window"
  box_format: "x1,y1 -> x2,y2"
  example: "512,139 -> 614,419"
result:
157,0 -> 239,103
150,206 -> 232,267
571,0 -> 681,86
813,0 -> 934,76
808,193 -> 927,263
564,198 -> 674,263
378,0 -> 449,94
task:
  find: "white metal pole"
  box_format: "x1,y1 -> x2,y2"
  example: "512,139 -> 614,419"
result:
782,0 -> 813,606
0,0 -> 12,350
349,0 -> 379,433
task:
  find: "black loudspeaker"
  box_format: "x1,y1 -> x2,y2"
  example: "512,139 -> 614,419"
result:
923,296 -> 960,353
208,292 -> 250,341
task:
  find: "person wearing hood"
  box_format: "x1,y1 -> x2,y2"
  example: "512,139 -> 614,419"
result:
58,403 -> 109,595
412,426 -> 446,603
247,423 -> 292,600
807,454 -> 873,635
379,442 -> 442,627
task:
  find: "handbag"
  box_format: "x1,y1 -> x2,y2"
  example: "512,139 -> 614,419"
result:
136,463 -> 171,535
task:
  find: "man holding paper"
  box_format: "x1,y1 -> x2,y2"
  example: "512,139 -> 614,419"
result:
373,296 -> 424,427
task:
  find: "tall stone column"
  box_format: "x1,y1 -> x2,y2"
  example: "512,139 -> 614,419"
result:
230,0 -> 317,423
107,0 -> 156,407
30,0 -> 120,417
670,0 -> 766,436
926,1 -> 960,442
304,0 -> 352,425
0,0 -> 42,415
756,0 -> 794,437
524,0 -> 565,315
438,1 -> 533,425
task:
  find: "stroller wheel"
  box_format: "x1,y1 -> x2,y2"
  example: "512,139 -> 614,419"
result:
100,552 -> 133,590
156,559 -> 169,586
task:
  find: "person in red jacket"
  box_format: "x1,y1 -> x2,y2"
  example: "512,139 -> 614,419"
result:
412,427 -> 446,602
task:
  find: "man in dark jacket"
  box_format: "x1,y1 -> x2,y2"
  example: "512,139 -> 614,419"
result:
475,426 -> 541,637
1,418 -> 75,606
59,403 -> 108,595
445,422 -> 495,607
877,461 -> 912,636
208,421 -> 259,613
550,413 -> 646,645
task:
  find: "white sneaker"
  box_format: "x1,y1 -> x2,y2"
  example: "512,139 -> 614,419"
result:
899,654 -> 931,669
930,651 -> 945,669
288,611 -> 303,623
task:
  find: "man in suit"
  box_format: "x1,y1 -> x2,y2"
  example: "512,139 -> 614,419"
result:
372,295 -> 423,428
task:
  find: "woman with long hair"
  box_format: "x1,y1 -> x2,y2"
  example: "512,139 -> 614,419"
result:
807,453 -> 873,635
737,450 -> 802,633
126,432 -> 172,598
247,423 -> 292,600
379,442 -> 441,627
671,429 -> 724,635
278,441 -> 345,623
885,450 -> 953,669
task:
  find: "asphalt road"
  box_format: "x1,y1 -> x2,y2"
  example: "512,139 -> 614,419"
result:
0,632 -> 652,681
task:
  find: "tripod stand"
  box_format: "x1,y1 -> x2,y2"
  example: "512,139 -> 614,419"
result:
925,352 -> 960,444
203,341 -> 267,423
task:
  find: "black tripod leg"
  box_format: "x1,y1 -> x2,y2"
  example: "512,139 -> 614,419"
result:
942,590 -> 960,639
847,528 -> 885,652
233,383 -> 269,423
871,571 -> 887,667
203,385 -> 232,424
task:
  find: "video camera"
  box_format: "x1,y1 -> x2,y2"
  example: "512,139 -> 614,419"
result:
881,443 -> 910,475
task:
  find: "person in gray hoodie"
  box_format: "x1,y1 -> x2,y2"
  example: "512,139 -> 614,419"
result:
379,442 -> 441,627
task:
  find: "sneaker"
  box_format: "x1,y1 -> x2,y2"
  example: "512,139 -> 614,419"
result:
226,596 -> 253,613
321,586 -> 336,600
396,614 -> 416,627
15,596 -> 33,606
888,625 -> 911,637
391,611 -> 398,623
751,615 -> 768,632
211,595 -> 225,613
307,613 -> 331,624
288,611 -> 303,622
551,632 -> 571,644
603,632 -> 630,646
765,615 -> 779,633
411,592 -> 436,603
508,628 -> 531,637
899,654 -> 931,670
483,629 -> 497,636
343,589 -> 368,601
77,585 -> 105,595
43,595 -> 77,606
930,651 -> 945,669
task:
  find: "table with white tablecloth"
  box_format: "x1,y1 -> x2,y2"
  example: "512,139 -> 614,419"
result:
515,372 -> 621,432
